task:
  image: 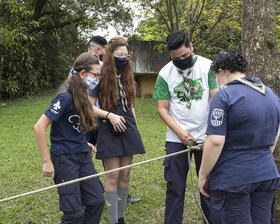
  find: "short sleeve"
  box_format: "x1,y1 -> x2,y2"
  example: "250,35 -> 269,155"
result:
206,91 -> 228,136
153,75 -> 170,100
208,68 -> 218,90
44,93 -> 71,122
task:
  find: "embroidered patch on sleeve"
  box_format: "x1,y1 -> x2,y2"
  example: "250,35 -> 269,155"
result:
51,100 -> 61,114
211,108 -> 224,126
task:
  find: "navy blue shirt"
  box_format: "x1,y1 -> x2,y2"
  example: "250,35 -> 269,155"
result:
206,77 -> 280,190
44,91 -> 89,155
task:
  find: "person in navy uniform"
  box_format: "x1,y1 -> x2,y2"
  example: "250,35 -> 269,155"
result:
88,37 -> 145,224
34,53 -> 104,224
198,50 -> 280,224
69,35 -> 142,205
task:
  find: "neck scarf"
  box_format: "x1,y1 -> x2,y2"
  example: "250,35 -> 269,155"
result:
176,55 -> 196,109
116,74 -> 128,112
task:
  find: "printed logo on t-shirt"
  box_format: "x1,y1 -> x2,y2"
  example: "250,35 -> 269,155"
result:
51,101 -> 61,114
211,108 -> 224,126
174,78 -> 204,105
68,115 -> 82,133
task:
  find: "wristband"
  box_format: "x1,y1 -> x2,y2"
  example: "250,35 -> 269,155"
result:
106,112 -> 111,119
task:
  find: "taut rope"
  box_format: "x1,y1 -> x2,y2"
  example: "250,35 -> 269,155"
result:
0,138 -> 209,223
0,144 -> 200,203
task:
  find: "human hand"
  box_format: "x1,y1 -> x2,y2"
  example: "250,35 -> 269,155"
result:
42,160 -> 55,178
178,129 -> 196,146
108,113 -> 126,133
88,142 -> 97,156
198,176 -> 210,198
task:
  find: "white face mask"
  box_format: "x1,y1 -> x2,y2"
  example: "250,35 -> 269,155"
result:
216,74 -> 227,89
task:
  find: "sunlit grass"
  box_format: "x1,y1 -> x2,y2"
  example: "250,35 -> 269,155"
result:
0,91 -> 202,224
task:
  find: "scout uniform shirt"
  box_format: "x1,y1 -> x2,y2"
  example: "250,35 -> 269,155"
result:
153,55 -> 218,142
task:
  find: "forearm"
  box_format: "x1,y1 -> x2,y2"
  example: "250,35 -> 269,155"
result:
92,106 -> 110,119
131,107 -> 137,124
88,95 -> 112,119
34,125 -> 51,163
199,135 -> 224,178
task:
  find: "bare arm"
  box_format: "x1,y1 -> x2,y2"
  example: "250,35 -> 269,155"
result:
131,107 -> 138,127
210,88 -> 219,98
270,124 -> 280,153
198,134 -> 225,197
157,99 -> 195,145
34,114 -> 54,177
88,95 -> 127,133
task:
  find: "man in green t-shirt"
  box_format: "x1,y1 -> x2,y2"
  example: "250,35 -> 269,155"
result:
153,31 -> 218,224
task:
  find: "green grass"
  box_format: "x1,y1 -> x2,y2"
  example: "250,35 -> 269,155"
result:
0,92 -> 202,224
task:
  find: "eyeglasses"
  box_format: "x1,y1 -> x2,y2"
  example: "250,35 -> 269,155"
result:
87,71 -> 101,79
114,52 -> 131,58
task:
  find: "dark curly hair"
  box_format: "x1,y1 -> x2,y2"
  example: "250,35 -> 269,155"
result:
166,31 -> 190,51
212,50 -> 247,74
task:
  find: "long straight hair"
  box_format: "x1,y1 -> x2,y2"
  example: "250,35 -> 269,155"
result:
58,53 -> 99,131
100,37 -> 136,111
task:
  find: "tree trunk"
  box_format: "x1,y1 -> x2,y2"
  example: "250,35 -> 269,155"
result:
242,0 -> 280,222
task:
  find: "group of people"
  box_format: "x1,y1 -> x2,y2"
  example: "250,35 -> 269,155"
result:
34,30 -> 280,224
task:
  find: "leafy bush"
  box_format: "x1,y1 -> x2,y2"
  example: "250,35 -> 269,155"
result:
0,1 -> 67,99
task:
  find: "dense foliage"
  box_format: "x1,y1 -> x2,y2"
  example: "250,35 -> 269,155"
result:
130,0 -> 242,58
0,0 -> 132,99
1,0 -> 279,99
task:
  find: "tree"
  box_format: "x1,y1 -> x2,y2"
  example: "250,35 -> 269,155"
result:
0,0 -> 133,99
131,0 -> 242,58
242,0 -> 280,222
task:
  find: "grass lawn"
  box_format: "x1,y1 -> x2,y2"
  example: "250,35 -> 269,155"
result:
0,91 -> 203,224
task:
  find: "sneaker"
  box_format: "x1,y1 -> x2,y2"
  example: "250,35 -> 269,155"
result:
127,195 -> 142,203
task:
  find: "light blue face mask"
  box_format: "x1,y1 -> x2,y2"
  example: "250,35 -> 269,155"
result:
84,76 -> 99,91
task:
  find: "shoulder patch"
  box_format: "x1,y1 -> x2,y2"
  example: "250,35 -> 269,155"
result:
211,108 -> 224,126
51,100 -> 61,114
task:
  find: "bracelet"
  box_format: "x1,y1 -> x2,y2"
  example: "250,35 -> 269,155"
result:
105,112 -> 111,119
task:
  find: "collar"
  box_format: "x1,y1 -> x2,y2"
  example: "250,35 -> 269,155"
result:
227,77 -> 265,95
190,55 -> 198,67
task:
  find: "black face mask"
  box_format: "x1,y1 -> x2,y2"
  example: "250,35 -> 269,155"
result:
114,57 -> 128,70
173,54 -> 193,70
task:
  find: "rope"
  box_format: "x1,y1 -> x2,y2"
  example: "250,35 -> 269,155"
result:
0,138 -> 210,223
0,144 -> 201,204
188,150 -> 209,224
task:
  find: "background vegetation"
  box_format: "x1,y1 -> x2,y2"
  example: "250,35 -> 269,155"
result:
1,0 -> 279,99
131,0 -> 242,58
0,93 -> 202,223
1,0 -> 280,223
0,0 -> 132,99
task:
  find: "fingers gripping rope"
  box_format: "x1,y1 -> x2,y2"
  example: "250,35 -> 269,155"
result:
0,138 -> 208,224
